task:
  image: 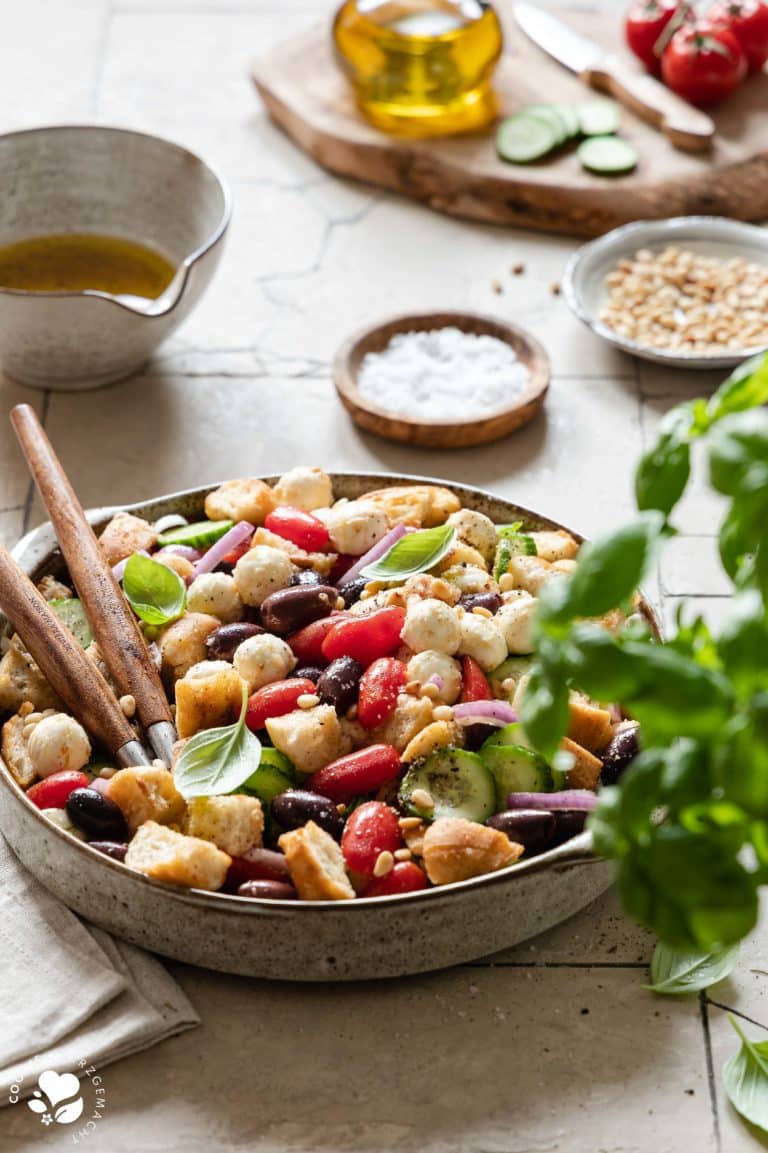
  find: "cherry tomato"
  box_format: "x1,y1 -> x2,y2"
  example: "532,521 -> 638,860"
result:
357,658 -> 407,729
265,507 -> 331,552
306,744 -> 401,802
226,847 -> 291,891
709,0 -> 768,71
625,0 -> 692,73
321,607 -> 406,666
662,20 -> 748,103
27,770 -> 91,810
460,656 -> 492,703
245,678 -> 317,730
341,801 -> 402,877
220,536 -> 252,567
287,615 -> 345,664
363,861 -> 429,897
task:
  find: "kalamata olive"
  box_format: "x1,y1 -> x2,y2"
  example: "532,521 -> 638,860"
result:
463,723 -> 500,752
259,585 -> 338,635
291,665 -> 325,684
66,788 -> 128,841
271,789 -> 344,840
206,621 -> 265,661
290,569 -> 326,589
459,591 -> 503,615
238,879 -> 297,900
600,722 -> 641,785
487,810 -> 557,854
89,840 -> 128,862
316,655 -> 364,713
553,809 -> 589,845
337,577 -> 368,607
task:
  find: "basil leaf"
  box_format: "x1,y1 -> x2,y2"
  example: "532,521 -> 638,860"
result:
174,686 -> 262,798
709,409 -> 768,499
361,524 -> 456,581
123,552 -> 187,626
635,408 -> 692,517
708,352 -> 768,425
496,521 -> 523,537
723,1015 -> 768,1135
49,598 -> 93,648
518,661 -> 570,763
646,941 -> 739,995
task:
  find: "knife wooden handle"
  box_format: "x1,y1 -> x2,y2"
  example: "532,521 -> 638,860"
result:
582,55 -> 715,153
11,404 -> 174,732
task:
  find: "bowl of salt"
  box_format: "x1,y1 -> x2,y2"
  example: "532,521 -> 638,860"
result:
333,311 -> 550,448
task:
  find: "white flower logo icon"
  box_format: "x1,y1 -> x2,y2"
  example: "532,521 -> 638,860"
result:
26,1070 -> 84,1125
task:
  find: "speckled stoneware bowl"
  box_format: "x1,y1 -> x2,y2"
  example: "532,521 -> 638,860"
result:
0,475 -> 621,981
0,126 -> 231,390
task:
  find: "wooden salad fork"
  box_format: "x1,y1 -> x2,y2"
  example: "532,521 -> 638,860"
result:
10,404 -> 177,765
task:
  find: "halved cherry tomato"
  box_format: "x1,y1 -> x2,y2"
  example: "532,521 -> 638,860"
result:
321,607 -> 406,666
460,656 -> 492,703
27,770 -> 91,810
287,615 -> 345,664
220,536 -> 252,567
363,861 -> 429,897
265,507 -> 331,552
306,744 -> 401,802
245,678 -> 317,731
709,0 -> 768,71
661,20 -> 748,104
625,0 -> 692,73
357,658 -> 407,729
341,801 -> 402,877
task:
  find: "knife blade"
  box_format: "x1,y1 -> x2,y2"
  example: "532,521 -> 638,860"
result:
513,2 -> 715,153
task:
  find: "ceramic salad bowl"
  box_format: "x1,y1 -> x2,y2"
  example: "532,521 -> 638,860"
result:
0,474 -> 625,982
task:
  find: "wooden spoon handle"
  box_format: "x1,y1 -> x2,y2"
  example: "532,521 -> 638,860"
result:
11,405 -> 174,732
582,55 -> 715,153
0,544 -> 138,755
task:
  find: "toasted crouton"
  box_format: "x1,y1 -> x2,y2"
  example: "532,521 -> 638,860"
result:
401,819 -> 428,858
371,694 -> 434,754
266,705 -> 344,776
0,641 -> 62,714
499,554 -> 558,595
204,477 -> 276,526
560,737 -> 603,790
174,662 -> 245,739
1,713 -> 36,787
125,821 -> 230,890
567,695 -> 614,754
422,817 -> 523,886
402,722 -> 464,764
98,512 -> 157,566
433,541 -> 488,575
184,795 -> 263,857
278,821 -> 355,900
158,613 -> 221,690
528,530 -> 579,563
37,574 -> 73,601
360,485 -> 461,528
107,765 -> 186,834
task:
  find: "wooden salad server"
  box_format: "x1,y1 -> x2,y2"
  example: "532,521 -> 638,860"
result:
11,405 -> 177,766
0,545 -> 151,766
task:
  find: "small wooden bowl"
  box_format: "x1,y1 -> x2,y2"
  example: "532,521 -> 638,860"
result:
333,312 -> 550,450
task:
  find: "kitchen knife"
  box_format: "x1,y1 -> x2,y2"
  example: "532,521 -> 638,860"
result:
513,2 -> 715,153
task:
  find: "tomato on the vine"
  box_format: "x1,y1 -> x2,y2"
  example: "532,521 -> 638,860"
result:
661,20 -> 748,104
625,0 -> 692,73
709,0 -> 768,72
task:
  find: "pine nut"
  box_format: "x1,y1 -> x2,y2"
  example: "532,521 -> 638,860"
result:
297,693 -> 320,709
373,850 -> 395,877
410,788 -> 435,812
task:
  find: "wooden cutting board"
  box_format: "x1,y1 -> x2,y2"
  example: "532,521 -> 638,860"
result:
251,5 -> 768,237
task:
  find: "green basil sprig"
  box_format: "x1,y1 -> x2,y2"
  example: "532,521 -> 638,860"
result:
646,942 -> 740,995
174,685 -> 261,799
361,524 -> 456,581
723,1015 -> 768,1134
122,553 -> 187,627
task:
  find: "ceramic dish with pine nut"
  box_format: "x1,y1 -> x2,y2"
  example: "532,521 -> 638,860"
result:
563,217 -> 768,370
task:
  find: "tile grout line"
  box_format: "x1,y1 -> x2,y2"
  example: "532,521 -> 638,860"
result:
706,997 -> 768,1034
699,992 -> 722,1153
21,390 -> 50,536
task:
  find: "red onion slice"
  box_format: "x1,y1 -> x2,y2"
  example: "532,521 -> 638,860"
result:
506,790 -> 599,811
112,550 -> 149,582
453,700 -> 518,727
193,521 -> 254,576
426,674 -> 445,691
155,544 -> 201,563
339,524 -> 407,586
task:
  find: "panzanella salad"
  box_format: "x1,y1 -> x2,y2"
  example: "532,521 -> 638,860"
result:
0,469 -> 640,900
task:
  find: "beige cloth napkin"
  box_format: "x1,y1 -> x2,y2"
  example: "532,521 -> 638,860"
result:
0,835 -> 199,1101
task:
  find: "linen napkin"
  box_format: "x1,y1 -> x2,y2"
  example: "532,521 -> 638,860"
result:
0,835 -> 199,1102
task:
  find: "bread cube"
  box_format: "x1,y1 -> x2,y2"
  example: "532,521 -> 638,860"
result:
184,794 -> 263,857
174,661 -> 245,738
371,694 -> 434,754
402,721 -> 464,764
158,612 -> 220,689
567,695 -> 614,754
360,484 -> 460,528
528,530 -> 579,563
1,713 -> 37,787
107,765 -> 186,834
98,512 -> 157,566
125,821 -> 230,891
560,737 -> 603,790
0,641 -> 62,714
422,817 -> 523,886
279,821 -> 355,900
204,477 -> 276,526
265,705 -> 343,776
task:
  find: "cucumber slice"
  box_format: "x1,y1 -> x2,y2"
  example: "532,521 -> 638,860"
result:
578,136 -> 638,176
578,99 -> 621,137
157,519 -> 234,549
50,598 -> 93,648
524,105 -> 570,146
554,104 -> 581,139
488,655 -> 535,695
496,113 -> 559,164
238,749 -> 295,806
481,744 -> 554,807
494,532 -> 537,581
399,747 -> 496,823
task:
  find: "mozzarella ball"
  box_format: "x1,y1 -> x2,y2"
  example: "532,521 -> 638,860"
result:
406,651 -> 462,704
274,466 -> 333,512
440,564 -> 496,595
28,714 -> 91,778
233,635 -> 296,691
187,573 -> 243,624
496,593 -> 538,655
456,614 -> 506,671
234,546 -> 294,607
446,509 -> 498,565
402,598 -> 461,656
315,500 -> 389,556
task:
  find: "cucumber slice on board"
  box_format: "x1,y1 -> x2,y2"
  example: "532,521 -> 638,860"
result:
554,104 -> 581,139
578,136 -> 638,176
496,113 -> 560,164
399,748 -> 496,823
578,99 -> 621,137
157,519 -> 234,549
524,105 -> 570,146
481,744 -> 554,807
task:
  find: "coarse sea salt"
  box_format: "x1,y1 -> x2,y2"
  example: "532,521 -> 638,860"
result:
357,327 -> 531,421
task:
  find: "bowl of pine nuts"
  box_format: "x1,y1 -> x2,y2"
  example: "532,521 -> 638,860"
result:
563,217 -> 768,370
